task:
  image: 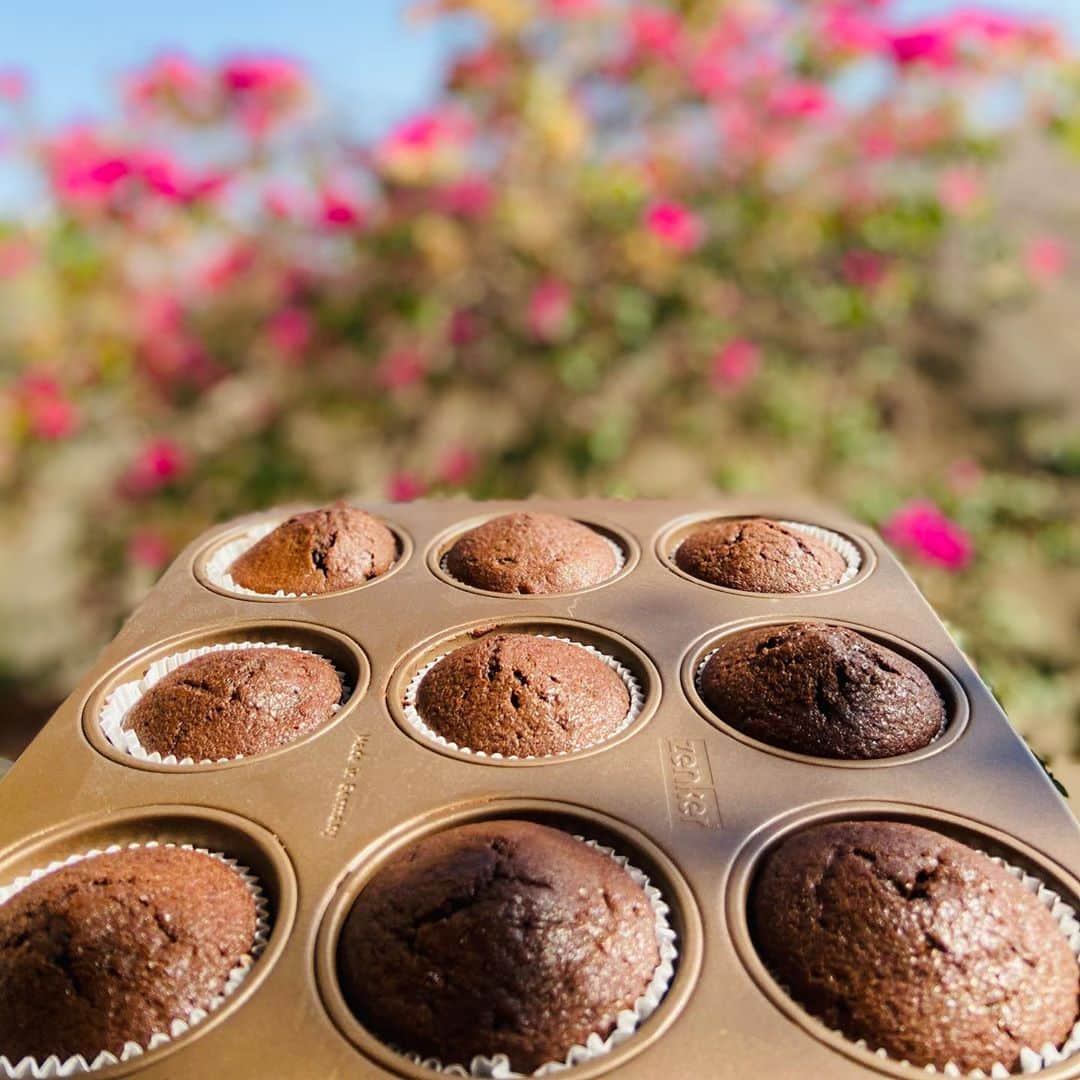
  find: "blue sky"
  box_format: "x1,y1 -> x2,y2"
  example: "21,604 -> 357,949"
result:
0,1 -> 1074,136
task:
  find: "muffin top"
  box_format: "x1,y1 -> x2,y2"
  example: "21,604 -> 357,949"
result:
228,503 -> 396,594
0,845 -> 257,1062
414,633 -> 631,756
751,820 -> 1079,1073
674,518 -> 847,593
444,512 -> 618,594
123,646 -> 342,760
337,819 -> 659,1073
699,623 -> 945,760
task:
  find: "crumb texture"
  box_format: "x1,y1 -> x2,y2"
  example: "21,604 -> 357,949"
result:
416,633 -> 631,756
751,820 -> 1079,1073
445,512 -> 617,594
674,518 -> 846,592
699,622 -> 945,759
0,846 -> 257,1062
337,819 -> 659,1073
229,503 -> 396,594
124,646 -> 342,759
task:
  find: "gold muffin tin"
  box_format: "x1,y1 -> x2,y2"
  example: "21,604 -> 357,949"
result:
1,497 -> 1078,1080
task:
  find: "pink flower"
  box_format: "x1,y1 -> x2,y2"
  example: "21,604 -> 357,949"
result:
267,307 -> 313,360
137,151 -> 229,205
545,0 -> 600,16
710,339 -> 761,390
1025,236 -> 1068,282
644,200 -> 703,253
628,8 -> 685,64
938,166 -> 982,215
17,374 -> 80,441
387,471 -> 426,502
127,528 -> 172,571
527,279 -> 573,343
886,23 -> 956,68
318,187 -> 365,231
375,348 -> 425,391
823,10 -> 886,54
220,55 -> 303,96
197,243 -> 255,290
883,500 -> 973,571
0,68 -> 27,104
767,81 -> 832,120
436,176 -> 494,218
842,250 -> 887,289
123,439 -> 188,496
46,126 -> 133,208
438,446 -> 477,486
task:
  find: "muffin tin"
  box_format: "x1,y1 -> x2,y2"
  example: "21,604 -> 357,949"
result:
1,497 -> 1079,1079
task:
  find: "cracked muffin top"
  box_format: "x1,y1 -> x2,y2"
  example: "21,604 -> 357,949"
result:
414,633 -> 631,756
674,518 -> 847,592
337,819 -> 659,1072
123,646 -> 342,760
751,820 -> 1079,1073
0,845 -> 257,1062
698,623 -> 944,760
444,512 -> 618,594
228,503 -> 396,594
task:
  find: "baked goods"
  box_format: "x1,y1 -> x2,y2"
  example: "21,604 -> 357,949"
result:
699,623 -> 944,759
751,819 -> 1079,1072
337,820 -> 659,1072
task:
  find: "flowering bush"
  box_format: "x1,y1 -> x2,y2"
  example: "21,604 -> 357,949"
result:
1,1 -> 1078,758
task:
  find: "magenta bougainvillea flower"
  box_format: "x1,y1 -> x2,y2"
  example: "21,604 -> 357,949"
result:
1025,236 -> 1069,282
527,279 -> 574,343
122,439 -> 188,497
645,200 -> 703,252
883,501 -> 973,571
387,472 -> 426,502
710,339 -> 761,390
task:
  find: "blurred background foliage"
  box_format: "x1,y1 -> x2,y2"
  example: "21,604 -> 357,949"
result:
0,0 -> 1078,762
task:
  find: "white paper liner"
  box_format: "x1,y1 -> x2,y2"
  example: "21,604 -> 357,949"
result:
779,851 -> 1080,1078
439,534 -> 626,591
391,835 -> 678,1077
670,518 -> 861,591
403,635 -> 644,761
203,517 -> 401,599
0,841 -> 270,1078
98,641 -> 350,767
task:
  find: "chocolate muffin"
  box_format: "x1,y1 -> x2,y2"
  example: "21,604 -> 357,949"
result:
414,633 -> 631,756
0,845 -> 257,1062
751,820 -> 1079,1073
674,518 -> 847,593
444,512 -> 618,594
123,646 -> 342,760
228,503 -> 396,594
337,820 -> 660,1072
699,623 -> 944,759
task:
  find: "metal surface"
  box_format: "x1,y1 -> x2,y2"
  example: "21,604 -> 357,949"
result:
1,497 -> 1077,1079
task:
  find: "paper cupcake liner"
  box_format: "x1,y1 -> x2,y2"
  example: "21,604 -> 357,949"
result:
98,641 -> 350,767
777,851 -> 1080,1078
439,535 -> 626,590
0,841 -> 270,1078
670,519 -> 861,590
403,635 -> 644,761
391,835 -> 678,1077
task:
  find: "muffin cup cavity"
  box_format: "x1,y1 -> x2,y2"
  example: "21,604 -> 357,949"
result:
730,805 -> 1080,1080
0,841 -> 270,1079
97,641 -> 351,767
388,620 -> 660,767
427,516 -> 637,598
402,635 -> 644,762
196,514 -> 410,600
658,513 -> 870,595
682,619 -> 967,768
